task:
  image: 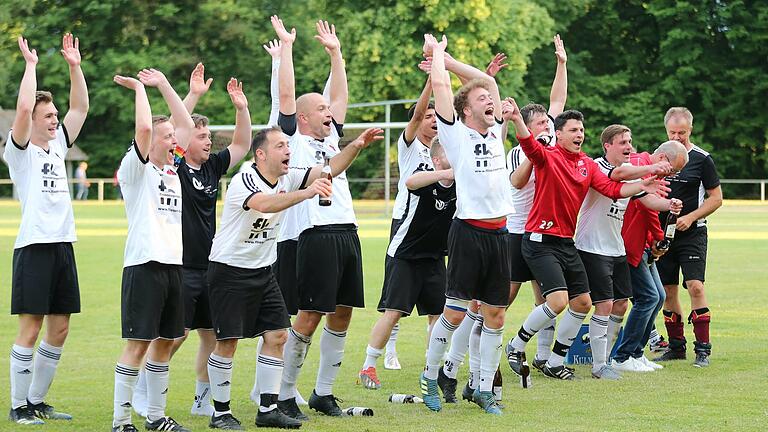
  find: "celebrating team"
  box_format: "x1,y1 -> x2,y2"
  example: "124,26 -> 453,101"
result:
4,14 -> 722,430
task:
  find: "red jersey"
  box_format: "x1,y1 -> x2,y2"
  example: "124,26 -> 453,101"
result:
621,152 -> 664,267
519,133 -> 624,238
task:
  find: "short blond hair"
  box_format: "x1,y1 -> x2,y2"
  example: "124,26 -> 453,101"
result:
664,107 -> 693,127
453,79 -> 491,122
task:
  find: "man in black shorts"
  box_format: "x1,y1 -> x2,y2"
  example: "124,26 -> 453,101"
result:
358,138 -> 455,390
655,107 -> 722,367
4,33 -> 88,425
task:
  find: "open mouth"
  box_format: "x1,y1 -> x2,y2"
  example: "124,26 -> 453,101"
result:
431,125 -> 437,131
322,120 -> 332,127
281,158 -> 290,168
573,140 -> 582,147
484,107 -> 494,116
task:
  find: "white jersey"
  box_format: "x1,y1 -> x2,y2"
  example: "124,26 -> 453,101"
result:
279,118 -> 355,241
209,164 -> 309,269
574,158 -> 630,257
437,116 -> 514,219
117,143 -> 183,267
506,117 -> 556,233
3,126 -> 77,249
392,132 -> 432,219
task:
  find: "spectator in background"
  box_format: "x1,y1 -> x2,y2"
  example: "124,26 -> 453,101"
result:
74,161 -> 89,200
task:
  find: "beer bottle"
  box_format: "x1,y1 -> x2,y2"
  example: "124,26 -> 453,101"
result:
319,156 -> 332,206
648,207 -> 680,264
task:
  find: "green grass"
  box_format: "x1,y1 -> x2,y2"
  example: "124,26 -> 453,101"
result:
0,200 -> 766,431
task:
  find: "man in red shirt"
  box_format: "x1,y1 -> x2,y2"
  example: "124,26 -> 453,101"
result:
503,99 -> 670,381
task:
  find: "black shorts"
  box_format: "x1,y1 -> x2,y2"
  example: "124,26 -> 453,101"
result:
578,251 -> 632,303
207,262 -> 291,340
446,220 -> 511,308
522,233 -> 590,299
509,233 -> 534,283
273,240 -> 299,315
377,256 -> 446,316
182,267 -> 212,330
121,262 -> 184,340
656,227 -> 707,287
296,225 -> 365,314
12,243 -> 80,315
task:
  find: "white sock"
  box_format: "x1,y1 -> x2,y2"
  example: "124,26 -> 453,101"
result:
535,318 -> 556,361
607,314 -> 624,356
207,353 -> 233,416
145,359 -> 169,422
548,309 -> 587,368
589,315 -> 609,370
315,327 -> 346,397
257,355 -> 284,413
511,303 -> 558,352
479,326 -> 504,392
425,315 -> 459,380
468,315 -> 484,389
443,310 -> 476,379
278,329 -> 311,401
27,341 -> 62,405
135,367 -> 147,396
113,363 -> 139,427
363,345 -> 383,370
10,344 -> 34,409
250,338 -> 264,402
648,327 -> 661,344
385,323 -> 399,355
194,381 -> 211,411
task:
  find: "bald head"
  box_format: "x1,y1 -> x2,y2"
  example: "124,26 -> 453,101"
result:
295,92 -> 333,139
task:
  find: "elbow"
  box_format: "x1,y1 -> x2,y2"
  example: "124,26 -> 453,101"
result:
510,176 -> 527,189
405,180 -> 417,190
136,123 -> 152,137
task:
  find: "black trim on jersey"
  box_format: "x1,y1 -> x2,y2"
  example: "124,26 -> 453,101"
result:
9,134 -> 28,151
509,147 -> 522,171
242,172 -> 260,193
331,118 -> 344,137
597,158 -> 616,182
61,124 -> 72,148
401,130 -> 415,146
435,112 -> 455,126
253,166 -> 277,189
242,191 -> 259,211
131,139 -> 149,164
299,168 -> 311,190
495,117 -> 503,125
631,191 -> 649,200
278,112 -> 297,136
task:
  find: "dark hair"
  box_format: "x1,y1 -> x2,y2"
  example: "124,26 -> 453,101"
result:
251,125 -> 282,154
152,115 -> 170,126
553,110 -> 584,131
33,91 -> 53,113
520,103 -> 547,127
191,113 -> 209,128
407,102 -> 435,120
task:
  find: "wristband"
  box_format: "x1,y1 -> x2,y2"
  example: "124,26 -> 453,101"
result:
172,145 -> 186,167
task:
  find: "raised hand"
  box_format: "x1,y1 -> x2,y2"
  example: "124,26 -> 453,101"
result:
554,34 -> 567,64
227,78 -> 247,110
418,57 -> 432,74
422,34 -> 447,56
306,178 -> 333,198
271,15 -> 296,44
641,177 -> 671,198
113,75 -> 143,90
137,68 -> 168,88
18,36 -> 38,65
670,198 -> 683,214
501,97 -> 522,122
60,33 -> 81,66
189,63 -> 212,96
485,53 -> 508,77
650,160 -> 673,177
350,128 -> 385,149
314,20 -> 340,53
263,39 -> 282,59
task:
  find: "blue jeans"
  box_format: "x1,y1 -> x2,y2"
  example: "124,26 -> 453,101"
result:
614,251 -> 666,362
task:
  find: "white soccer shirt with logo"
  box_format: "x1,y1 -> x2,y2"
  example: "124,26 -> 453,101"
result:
209,164 -> 310,269
117,143 -> 183,267
3,126 -> 76,249
436,116 -> 514,219
393,133 -> 433,219
574,158 -> 630,257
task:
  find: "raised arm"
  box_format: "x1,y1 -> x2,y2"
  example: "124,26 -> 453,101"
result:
60,33 -> 89,143
272,15 -> 297,116
403,76 -> 432,144
247,177 -> 332,214
11,37 -> 38,147
315,20 -> 348,123
406,168 -> 454,190
425,34 -> 454,122
444,50 -> 502,119
263,39 -> 282,126
226,78 -> 252,168
113,76 -> 151,157
138,69 -> 195,150
305,128 -> 384,183
181,63 -> 213,116
485,53 -> 508,78
548,35 -> 567,117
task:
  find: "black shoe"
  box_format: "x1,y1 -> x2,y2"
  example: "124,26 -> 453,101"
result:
112,424 -> 138,432
532,358 -> 547,373
209,413 -> 244,430
693,341 -> 711,368
654,338 -> 687,361
542,364 -> 575,380
145,416 -> 190,431
307,390 -> 342,417
437,368 -> 457,403
461,383 -> 474,402
277,398 -> 309,421
256,408 -> 302,429
505,345 -> 528,377
8,406 -> 44,425
28,401 -> 72,420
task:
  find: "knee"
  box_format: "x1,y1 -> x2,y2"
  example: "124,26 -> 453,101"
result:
569,295 -> 592,313
214,340 -> 238,358
546,295 -> 568,314
442,306 -> 466,326
264,330 -> 288,350
122,341 -> 149,364
382,311 -> 402,326
47,322 -> 70,345
17,322 -> 43,346
612,300 -> 628,316
686,281 -> 705,298
481,307 -> 505,329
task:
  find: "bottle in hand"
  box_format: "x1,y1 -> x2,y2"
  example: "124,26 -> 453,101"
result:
319,156 -> 332,207
648,207 -> 680,264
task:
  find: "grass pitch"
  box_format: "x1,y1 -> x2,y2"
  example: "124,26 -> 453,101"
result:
0,200 -> 765,431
